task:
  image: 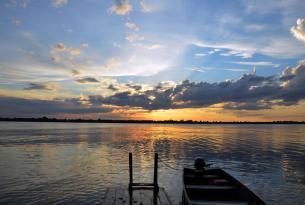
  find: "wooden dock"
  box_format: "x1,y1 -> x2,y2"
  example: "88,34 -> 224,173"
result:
103,187 -> 173,205
103,153 -> 173,204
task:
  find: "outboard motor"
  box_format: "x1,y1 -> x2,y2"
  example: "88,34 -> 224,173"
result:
194,158 -> 206,170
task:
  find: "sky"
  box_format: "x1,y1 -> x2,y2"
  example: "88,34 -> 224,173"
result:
1,0 -> 305,121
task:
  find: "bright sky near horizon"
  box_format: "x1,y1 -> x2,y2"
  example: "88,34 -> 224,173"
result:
1,0 -> 305,121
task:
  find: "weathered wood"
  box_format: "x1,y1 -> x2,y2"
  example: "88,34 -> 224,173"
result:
103,187 -> 173,205
153,153 -> 159,191
114,187 -> 124,205
132,183 -> 154,187
103,188 -> 116,205
129,152 -> 133,191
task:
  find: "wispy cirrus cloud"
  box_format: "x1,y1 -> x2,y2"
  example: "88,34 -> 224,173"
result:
191,35 -> 305,59
139,0 -> 152,13
186,67 -> 206,73
191,40 -> 255,59
136,43 -> 162,50
109,0 -> 132,15
232,61 -> 279,67
194,53 -> 206,58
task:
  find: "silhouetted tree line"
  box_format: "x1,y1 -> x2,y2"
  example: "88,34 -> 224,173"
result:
0,117 -> 304,124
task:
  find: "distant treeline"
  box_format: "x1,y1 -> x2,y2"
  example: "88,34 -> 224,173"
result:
0,117 -> 304,124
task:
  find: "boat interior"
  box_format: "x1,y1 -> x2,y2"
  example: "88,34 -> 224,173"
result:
183,168 -> 263,205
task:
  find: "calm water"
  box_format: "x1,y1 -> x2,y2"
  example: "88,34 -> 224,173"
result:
0,122 -> 305,205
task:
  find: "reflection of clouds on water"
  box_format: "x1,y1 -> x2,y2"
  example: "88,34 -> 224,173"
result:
0,122 -> 305,204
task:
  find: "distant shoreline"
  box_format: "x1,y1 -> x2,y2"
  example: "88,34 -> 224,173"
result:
0,117 -> 304,124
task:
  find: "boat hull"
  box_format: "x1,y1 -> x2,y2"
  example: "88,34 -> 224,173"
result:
182,168 -> 266,205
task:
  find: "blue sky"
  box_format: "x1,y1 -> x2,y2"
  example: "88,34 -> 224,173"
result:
1,0 -> 305,120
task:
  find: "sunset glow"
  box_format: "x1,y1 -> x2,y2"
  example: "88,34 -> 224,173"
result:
1,0 -> 305,121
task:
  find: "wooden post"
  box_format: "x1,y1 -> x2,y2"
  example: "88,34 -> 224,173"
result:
153,153 -> 159,192
129,152 -> 133,191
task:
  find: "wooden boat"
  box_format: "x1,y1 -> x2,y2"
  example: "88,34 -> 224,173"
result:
182,166 -> 266,205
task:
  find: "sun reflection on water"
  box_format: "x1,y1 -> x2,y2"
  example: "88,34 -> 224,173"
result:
0,122 -> 305,204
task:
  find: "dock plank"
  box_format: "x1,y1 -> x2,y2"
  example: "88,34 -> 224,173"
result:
114,187 -> 124,205
103,187 -> 172,205
103,188 -> 117,205
158,188 -> 172,205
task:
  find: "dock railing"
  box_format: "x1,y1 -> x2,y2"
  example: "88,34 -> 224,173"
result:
128,152 -> 159,193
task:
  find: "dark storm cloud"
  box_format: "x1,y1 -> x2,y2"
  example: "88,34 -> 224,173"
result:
3,61 -> 305,116
75,77 -> 99,83
277,60 -> 305,104
222,102 -> 272,110
89,60 -> 305,110
0,96 -> 112,117
24,83 -> 56,90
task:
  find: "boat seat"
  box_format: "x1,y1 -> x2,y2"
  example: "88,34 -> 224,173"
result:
186,174 -> 221,179
190,200 -> 248,205
186,185 -> 235,190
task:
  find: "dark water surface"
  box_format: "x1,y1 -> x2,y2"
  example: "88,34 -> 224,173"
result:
0,122 -> 305,204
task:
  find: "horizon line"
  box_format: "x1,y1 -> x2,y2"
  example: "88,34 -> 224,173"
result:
0,117 -> 304,124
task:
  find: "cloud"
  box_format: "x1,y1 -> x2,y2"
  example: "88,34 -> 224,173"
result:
51,56 -> 61,63
88,59 -> 305,111
0,96 -> 112,117
125,83 -> 142,91
125,22 -> 139,31
54,42 -> 81,56
137,44 -> 162,50
21,0 -> 29,8
68,47 -> 81,56
191,36 -> 305,59
76,77 -> 99,84
109,0 -> 132,15
107,84 -> 119,91
51,43 -> 82,63
192,40 -> 254,59
112,43 -> 122,48
7,0 -> 29,8
223,102 -> 272,110
244,24 -> 265,32
71,69 -> 80,76
126,34 -> 144,42
24,83 -> 58,91
186,67 -> 206,73
52,0 -> 68,7
11,17 -> 21,26
194,49 -> 221,58
232,61 -> 279,67
291,18 -> 305,44
81,43 -> 89,48
55,42 -> 66,51
224,68 -> 249,72
103,58 -> 121,70
139,0 -> 152,13
220,50 -> 253,58
278,59 -> 305,104
194,53 -> 206,58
